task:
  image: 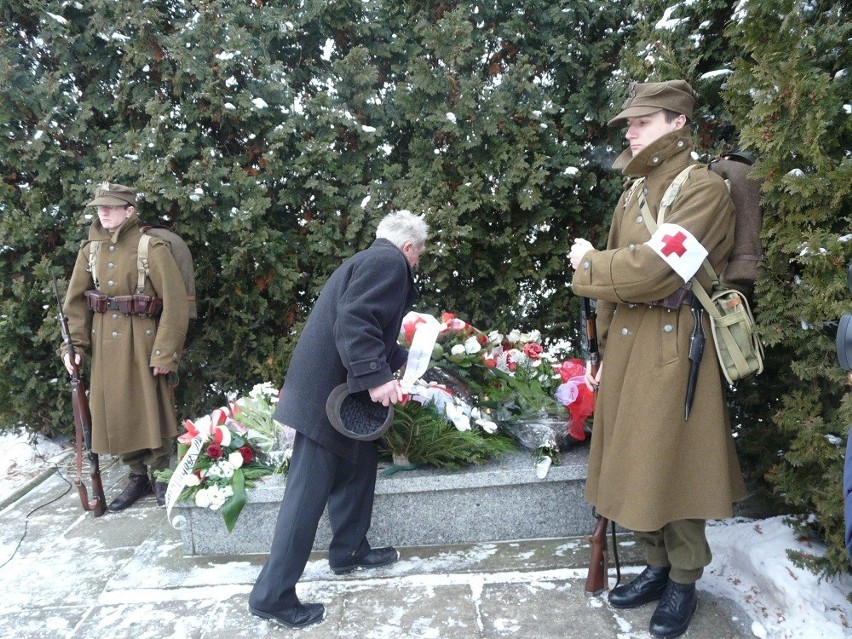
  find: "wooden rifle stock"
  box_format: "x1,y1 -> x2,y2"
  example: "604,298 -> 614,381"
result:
584,515 -> 609,595
71,372 -> 107,516
52,271 -> 107,517
581,296 -> 615,594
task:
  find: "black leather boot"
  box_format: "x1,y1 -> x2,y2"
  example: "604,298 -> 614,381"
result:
108,474 -> 152,512
608,565 -> 671,608
152,479 -> 168,507
649,580 -> 698,638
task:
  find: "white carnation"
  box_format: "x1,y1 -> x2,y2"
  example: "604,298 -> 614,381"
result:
195,488 -> 212,508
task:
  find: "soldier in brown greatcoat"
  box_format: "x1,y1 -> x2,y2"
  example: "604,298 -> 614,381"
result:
61,182 -> 189,511
569,81 -> 746,639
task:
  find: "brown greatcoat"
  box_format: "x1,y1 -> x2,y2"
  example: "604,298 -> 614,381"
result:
62,214 -> 189,455
572,128 -> 746,532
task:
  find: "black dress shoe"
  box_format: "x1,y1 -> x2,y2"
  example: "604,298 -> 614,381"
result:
152,480 -> 168,507
248,602 -> 325,628
108,474 -> 153,512
649,580 -> 698,638
331,546 -> 399,575
608,565 -> 671,609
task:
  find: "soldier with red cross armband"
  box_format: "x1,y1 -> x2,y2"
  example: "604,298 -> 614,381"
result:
568,80 -> 746,639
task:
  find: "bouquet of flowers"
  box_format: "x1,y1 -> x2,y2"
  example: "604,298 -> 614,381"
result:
398,311 -> 595,466
159,383 -> 290,532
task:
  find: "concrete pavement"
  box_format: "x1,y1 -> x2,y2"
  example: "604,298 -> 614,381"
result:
0,456 -> 755,639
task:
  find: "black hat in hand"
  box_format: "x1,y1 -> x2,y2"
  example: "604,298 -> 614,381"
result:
325,384 -> 394,441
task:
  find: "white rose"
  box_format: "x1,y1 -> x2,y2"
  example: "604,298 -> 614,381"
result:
488,330 -> 503,344
228,451 -> 245,469
183,474 -> 201,488
508,329 -> 522,343
464,336 -> 482,354
450,344 -> 466,356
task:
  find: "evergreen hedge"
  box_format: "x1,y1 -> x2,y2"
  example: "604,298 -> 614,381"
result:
1,1 -> 850,574
0,0 -> 626,427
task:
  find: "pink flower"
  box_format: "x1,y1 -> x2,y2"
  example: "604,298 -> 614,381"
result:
522,343 -> 543,359
555,358 -> 586,383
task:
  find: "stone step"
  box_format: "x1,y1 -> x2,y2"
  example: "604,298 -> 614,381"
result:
175,446 -> 598,556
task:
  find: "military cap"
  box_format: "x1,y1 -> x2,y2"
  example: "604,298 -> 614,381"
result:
608,80 -> 698,126
86,182 -> 137,207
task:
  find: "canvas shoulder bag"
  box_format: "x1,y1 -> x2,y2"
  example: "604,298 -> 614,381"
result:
636,165 -> 765,385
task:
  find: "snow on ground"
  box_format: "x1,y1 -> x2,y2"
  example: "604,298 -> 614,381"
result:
1,431 -> 850,638
703,517 -> 851,638
0,430 -> 72,505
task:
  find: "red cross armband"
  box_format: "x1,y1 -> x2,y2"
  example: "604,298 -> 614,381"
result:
646,223 -> 708,283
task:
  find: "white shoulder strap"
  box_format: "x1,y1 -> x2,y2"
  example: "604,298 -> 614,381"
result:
623,177 -> 645,211
656,165 -> 696,224
87,241 -> 101,288
137,233 -> 151,294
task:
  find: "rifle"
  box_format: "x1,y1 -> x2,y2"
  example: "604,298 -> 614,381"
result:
51,270 -> 107,517
580,297 -> 620,595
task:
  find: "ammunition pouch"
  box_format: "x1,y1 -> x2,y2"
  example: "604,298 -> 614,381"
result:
84,290 -> 163,317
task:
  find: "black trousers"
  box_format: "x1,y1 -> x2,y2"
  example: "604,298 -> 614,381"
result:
249,431 -> 378,611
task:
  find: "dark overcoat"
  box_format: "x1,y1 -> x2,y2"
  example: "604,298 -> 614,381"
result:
572,128 -> 746,532
274,238 -> 417,463
63,214 -> 189,455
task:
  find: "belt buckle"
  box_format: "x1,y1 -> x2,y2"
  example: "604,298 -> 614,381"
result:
106,297 -> 119,311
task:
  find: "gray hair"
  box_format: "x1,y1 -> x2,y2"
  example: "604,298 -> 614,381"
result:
375,210 -> 429,248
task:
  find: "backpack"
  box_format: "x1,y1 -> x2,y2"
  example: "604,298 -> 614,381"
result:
708,153 -> 765,293
87,226 -> 197,319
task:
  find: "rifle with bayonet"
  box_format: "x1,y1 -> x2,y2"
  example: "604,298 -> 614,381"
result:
581,297 -> 620,595
51,270 -> 107,517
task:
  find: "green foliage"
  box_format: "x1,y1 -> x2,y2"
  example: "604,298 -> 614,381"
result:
723,0 -> 852,576
0,0 -> 627,439
382,401 -> 516,469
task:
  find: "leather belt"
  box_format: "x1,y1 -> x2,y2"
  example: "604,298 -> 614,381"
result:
84,290 -> 163,317
631,285 -> 695,310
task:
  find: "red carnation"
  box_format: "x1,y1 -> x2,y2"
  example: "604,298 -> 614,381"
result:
239,446 -> 254,464
206,443 -> 223,460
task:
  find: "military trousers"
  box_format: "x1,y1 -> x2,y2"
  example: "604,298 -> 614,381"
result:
121,438 -> 173,476
634,518 -> 711,584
